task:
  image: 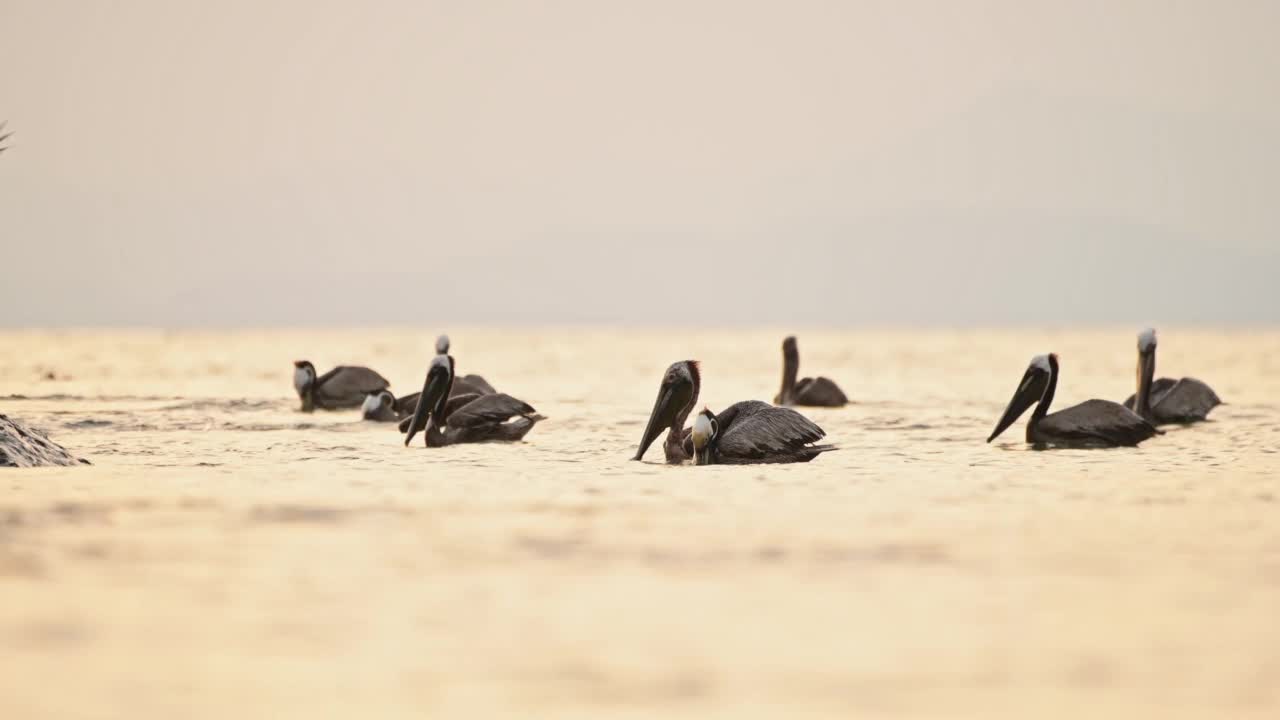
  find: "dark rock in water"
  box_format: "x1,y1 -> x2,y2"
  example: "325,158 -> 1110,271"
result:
0,414 -> 89,467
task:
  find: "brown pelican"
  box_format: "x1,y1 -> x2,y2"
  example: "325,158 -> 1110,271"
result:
775,336 -> 848,407
1123,328 -> 1222,425
690,403 -> 835,465
293,360 -> 389,413
400,355 -> 543,446
634,360 -> 835,464
988,353 -> 1158,448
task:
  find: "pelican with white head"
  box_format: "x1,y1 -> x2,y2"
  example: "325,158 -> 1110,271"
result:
1124,327 -> 1221,424
291,359 -> 389,413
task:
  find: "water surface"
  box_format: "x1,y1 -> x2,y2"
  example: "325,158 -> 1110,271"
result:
2,328 -> 1278,718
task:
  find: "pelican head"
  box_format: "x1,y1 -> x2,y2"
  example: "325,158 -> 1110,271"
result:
1138,328 -> 1157,353
435,335 -> 451,354
362,389 -> 396,421
987,353 -> 1056,443
633,360 -> 701,461
691,408 -> 719,465
293,360 -> 318,411
293,360 -> 316,393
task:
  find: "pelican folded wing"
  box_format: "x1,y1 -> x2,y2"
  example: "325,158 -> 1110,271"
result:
445,393 -> 539,429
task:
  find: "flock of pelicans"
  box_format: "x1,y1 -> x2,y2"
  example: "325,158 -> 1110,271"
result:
292,329 -> 1221,465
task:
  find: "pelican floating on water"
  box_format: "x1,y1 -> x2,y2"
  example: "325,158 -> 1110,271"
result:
400,355 -> 543,447
634,360 -> 835,464
294,360 -> 389,412
775,336 -> 848,407
1123,328 -> 1222,425
988,353 -> 1158,448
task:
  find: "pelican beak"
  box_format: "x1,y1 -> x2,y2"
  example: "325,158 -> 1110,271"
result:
693,444 -> 711,465
634,382 -> 678,461
691,411 -> 715,465
1133,344 -> 1156,416
403,367 -> 448,446
1137,346 -> 1155,388
987,367 -> 1045,443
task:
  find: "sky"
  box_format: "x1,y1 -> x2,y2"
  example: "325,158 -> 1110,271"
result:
1,0 -> 1278,327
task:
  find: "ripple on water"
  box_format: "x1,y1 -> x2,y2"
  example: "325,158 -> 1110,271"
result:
63,418 -> 114,429
162,398 -> 283,412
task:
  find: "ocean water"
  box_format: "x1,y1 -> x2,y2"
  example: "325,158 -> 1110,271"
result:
1,327 -> 1278,719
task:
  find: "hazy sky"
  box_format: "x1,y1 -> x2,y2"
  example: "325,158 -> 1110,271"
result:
2,1 -> 1278,327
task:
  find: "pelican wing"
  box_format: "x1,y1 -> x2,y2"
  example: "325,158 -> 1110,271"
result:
314,366 -> 390,408
446,393 -> 537,429
1151,377 -> 1221,423
456,374 -> 497,395
393,391 -> 494,432
439,393 -> 481,418
716,401 -> 828,459
1040,399 -> 1157,446
393,388 -> 490,420
793,376 -> 848,406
